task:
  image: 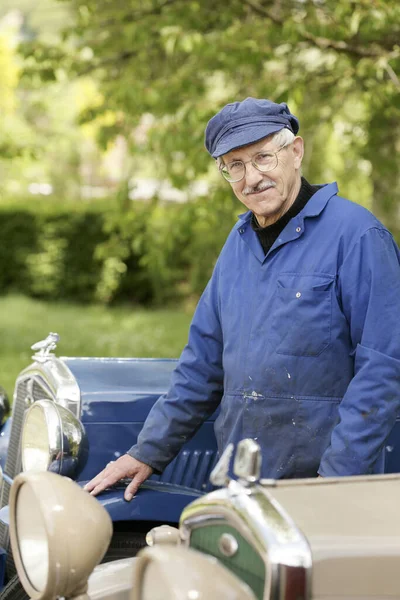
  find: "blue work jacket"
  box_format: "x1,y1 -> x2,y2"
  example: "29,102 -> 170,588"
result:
130,183 -> 400,478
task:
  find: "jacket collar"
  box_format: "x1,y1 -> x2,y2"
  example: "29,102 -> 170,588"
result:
235,182 -> 339,263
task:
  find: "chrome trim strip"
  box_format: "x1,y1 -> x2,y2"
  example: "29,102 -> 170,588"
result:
2,473 -> 13,487
181,480 -> 312,600
60,357 -> 178,363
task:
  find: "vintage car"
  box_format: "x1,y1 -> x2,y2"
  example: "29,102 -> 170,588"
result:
6,439 -> 400,600
0,333 -> 218,591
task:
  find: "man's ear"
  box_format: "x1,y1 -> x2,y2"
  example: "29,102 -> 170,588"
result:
292,136 -> 304,169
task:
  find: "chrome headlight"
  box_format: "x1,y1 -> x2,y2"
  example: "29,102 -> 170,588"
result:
21,399 -> 87,478
9,471 -> 112,600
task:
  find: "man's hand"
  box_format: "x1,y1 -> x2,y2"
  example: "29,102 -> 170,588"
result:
84,454 -> 153,501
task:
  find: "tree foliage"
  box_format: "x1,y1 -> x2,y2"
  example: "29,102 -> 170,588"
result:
12,1 -> 400,230
0,25 -> 28,161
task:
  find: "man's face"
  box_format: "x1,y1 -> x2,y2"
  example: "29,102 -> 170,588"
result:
221,134 -> 304,227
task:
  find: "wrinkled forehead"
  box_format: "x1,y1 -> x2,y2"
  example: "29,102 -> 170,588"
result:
220,134 -> 278,163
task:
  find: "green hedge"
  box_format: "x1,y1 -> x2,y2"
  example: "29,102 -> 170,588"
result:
0,191 -> 235,305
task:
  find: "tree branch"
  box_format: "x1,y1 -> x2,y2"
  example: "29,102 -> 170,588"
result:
243,0 -> 392,58
300,30 -> 382,58
77,50 -> 139,76
98,0 -> 179,29
243,0 -> 282,25
385,63 -> 400,91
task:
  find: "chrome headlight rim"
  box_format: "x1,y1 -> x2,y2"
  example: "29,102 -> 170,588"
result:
21,399 -> 87,478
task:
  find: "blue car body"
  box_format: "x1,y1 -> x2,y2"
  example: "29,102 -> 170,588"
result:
0,352 -> 218,587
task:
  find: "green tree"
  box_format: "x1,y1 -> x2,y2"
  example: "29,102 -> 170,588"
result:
17,1 -> 400,227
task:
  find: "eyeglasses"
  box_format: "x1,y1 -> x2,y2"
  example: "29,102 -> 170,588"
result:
219,144 -> 289,183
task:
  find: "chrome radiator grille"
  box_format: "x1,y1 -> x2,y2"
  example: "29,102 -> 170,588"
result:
0,377 -> 53,549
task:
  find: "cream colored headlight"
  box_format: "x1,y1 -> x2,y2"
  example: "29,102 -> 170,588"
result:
21,399 -> 87,478
9,471 -> 112,600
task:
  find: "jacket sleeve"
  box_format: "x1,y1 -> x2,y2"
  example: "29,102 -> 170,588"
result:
127,261 -> 224,472
319,227 -> 400,476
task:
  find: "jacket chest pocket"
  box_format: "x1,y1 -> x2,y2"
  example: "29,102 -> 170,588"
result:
272,277 -> 333,357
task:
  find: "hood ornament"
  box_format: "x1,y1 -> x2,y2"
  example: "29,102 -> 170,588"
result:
233,439 -> 261,485
31,332 -> 60,362
209,443 -> 234,487
210,439 -> 262,489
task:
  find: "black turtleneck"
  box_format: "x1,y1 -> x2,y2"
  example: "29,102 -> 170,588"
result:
251,177 -> 321,255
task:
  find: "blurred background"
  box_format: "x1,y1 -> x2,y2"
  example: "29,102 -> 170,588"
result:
0,0 -> 399,397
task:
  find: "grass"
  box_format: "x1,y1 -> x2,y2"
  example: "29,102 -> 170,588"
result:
0,294 -> 194,398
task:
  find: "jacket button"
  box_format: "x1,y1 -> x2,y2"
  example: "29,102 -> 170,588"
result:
296,292 -> 301,298
239,228 -> 245,234
296,226 -> 301,233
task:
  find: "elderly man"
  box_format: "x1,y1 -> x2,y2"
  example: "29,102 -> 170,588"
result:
86,98 -> 400,500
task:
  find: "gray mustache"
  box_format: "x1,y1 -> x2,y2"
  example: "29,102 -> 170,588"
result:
243,182 -> 276,196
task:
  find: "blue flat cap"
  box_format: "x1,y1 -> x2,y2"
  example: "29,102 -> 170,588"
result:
205,97 -> 299,158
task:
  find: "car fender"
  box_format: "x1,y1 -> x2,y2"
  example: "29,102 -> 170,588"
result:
84,480 -> 203,523
0,479 -> 202,529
